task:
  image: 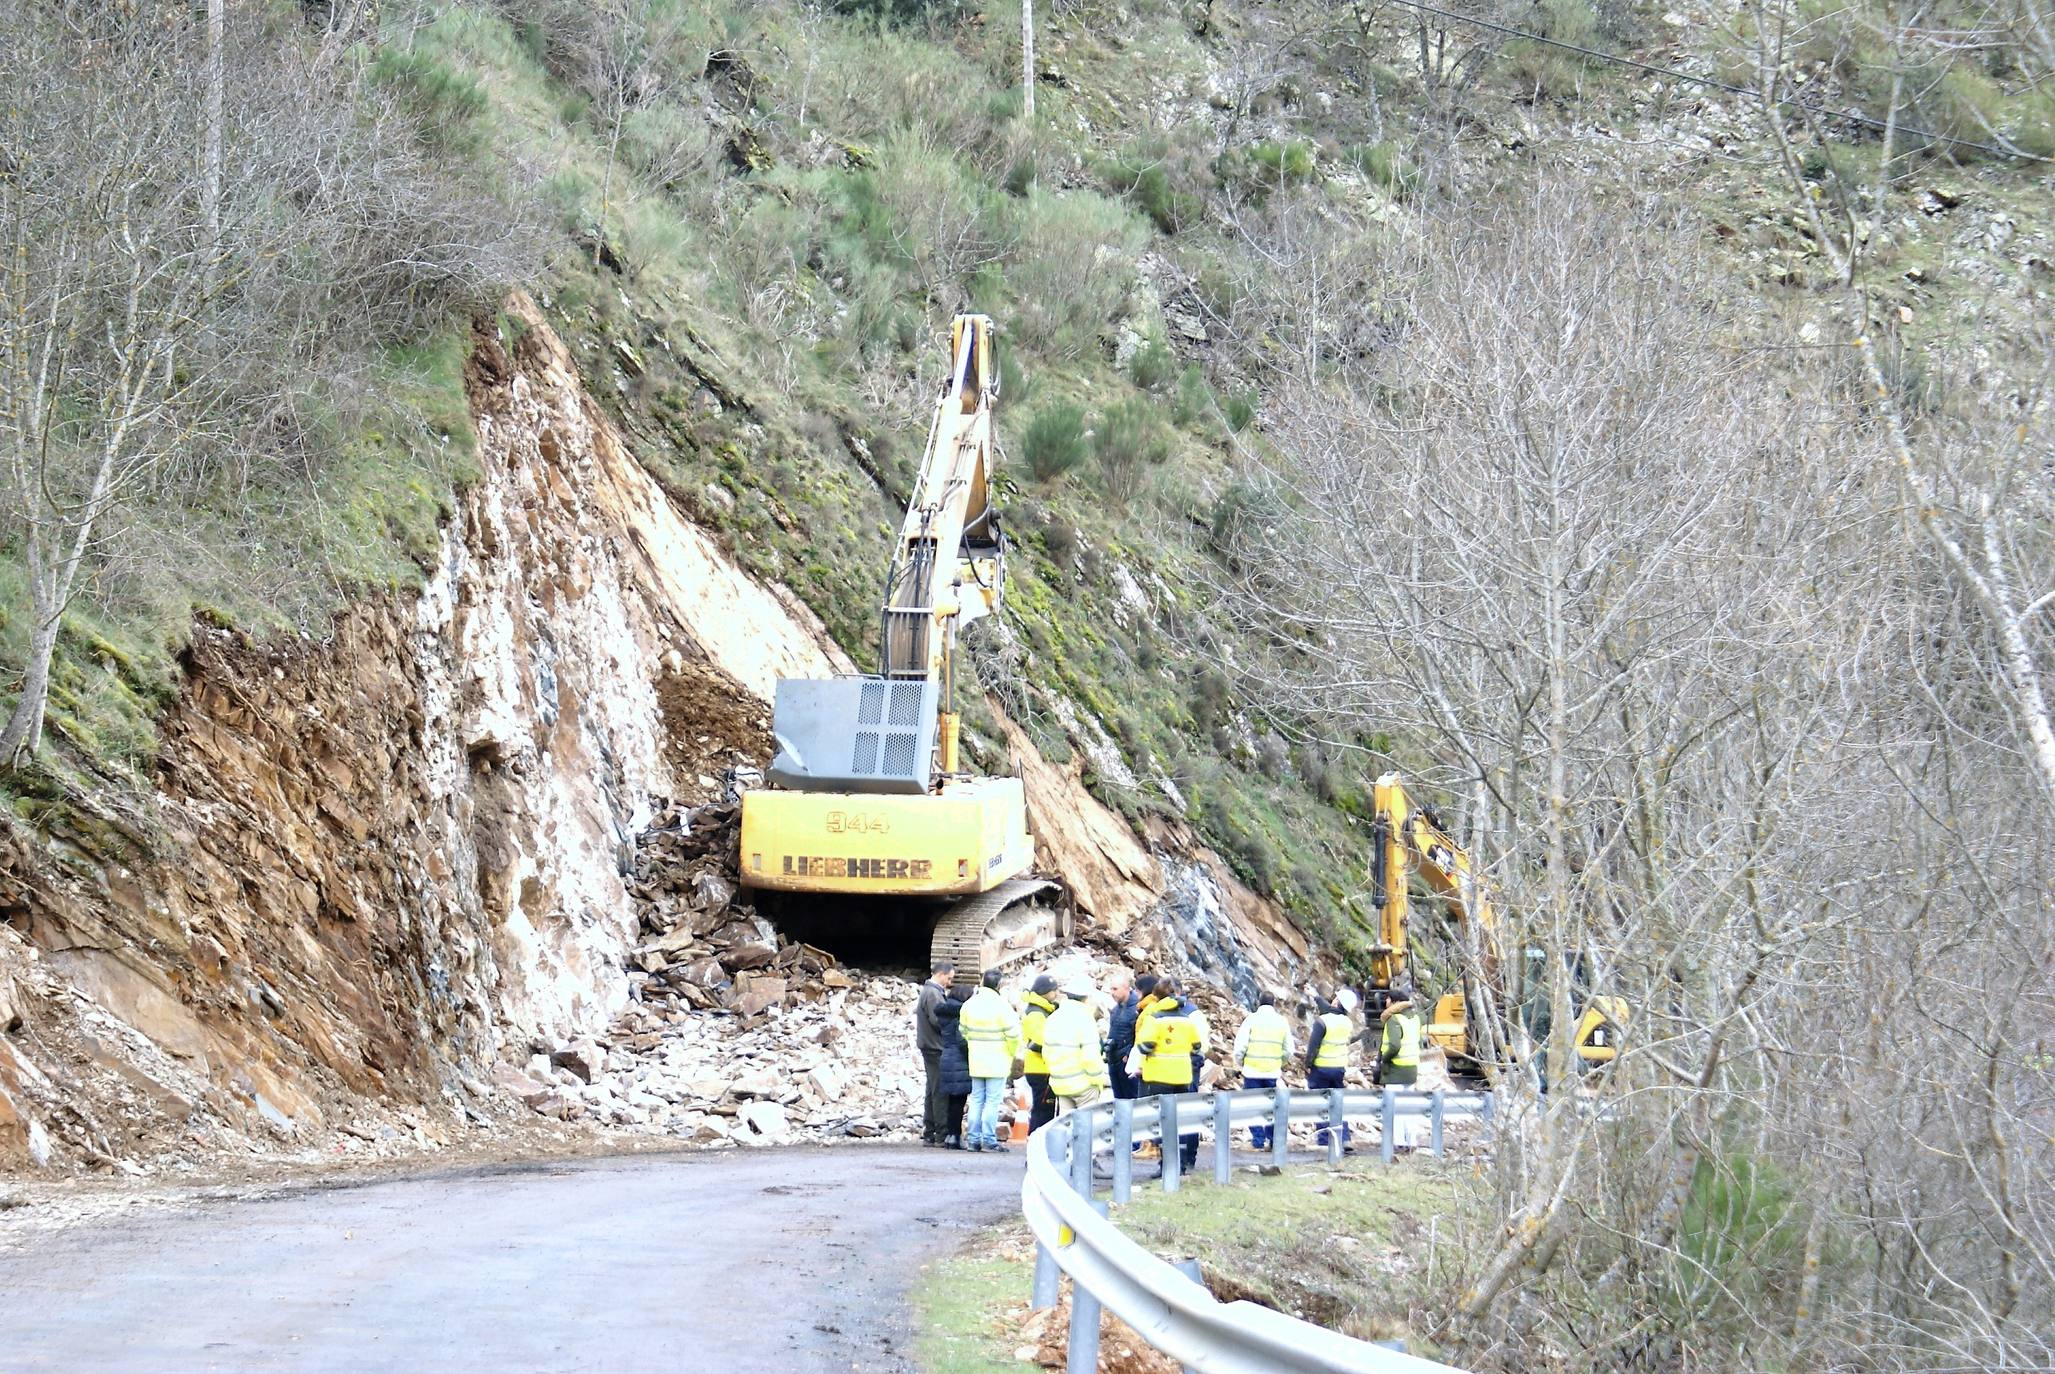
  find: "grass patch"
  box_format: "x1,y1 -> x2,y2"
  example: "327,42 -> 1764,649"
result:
1115,1158 -> 1478,1346
909,1247 -> 1035,1374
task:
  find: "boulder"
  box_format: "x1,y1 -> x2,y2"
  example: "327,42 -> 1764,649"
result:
720,941 -> 778,973
805,1064 -> 847,1103
729,973 -> 787,1018
737,1100 -> 792,1142
689,871 -> 734,911
730,1066 -> 782,1099
551,1040 -> 606,1083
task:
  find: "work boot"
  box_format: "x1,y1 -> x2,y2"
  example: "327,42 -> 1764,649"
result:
985,1140 -> 1010,1153
944,1136 -> 963,1150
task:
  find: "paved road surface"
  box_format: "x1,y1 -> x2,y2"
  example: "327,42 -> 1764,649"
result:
0,1144 -> 1023,1373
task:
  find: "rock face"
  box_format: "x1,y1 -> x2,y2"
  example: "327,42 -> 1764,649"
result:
0,297 -> 1326,1175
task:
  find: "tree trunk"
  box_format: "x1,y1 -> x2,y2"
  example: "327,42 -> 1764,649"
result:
204,0 -> 225,275
0,598 -> 61,764
1020,0 -> 1035,118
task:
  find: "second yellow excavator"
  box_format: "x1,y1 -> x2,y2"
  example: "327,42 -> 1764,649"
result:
1365,772 -> 1624,1080
737,315 -> 1066,982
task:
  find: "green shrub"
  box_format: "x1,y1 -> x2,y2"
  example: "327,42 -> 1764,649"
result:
1348,141 -> 1422,200
1095,396 -> 1173,502
1128,333 -> 1177,392
1207,478 -> 1287,558
1247,140 -> 1317,181
1222,389 -> 1258,433
1003,149 -> 1039,196
1195,264 -> 1244,320
368,48 -> 490,153
1504,0 -> 1599,100
830,0 -> 950,21
1171,365 -> 1215,429
1217,140 -> 1319,205
1007,188 -> 1151,359
997,343 -> 1031,404
1097,136 -> 1212,234
1022,403 -> 1090,483
2014,89 -> 2055,158
1926,65 -> 2010,160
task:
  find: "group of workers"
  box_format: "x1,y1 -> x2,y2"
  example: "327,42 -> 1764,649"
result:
914,960 -> 1425,1159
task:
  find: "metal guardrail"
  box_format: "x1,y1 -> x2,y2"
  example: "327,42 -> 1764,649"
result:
1018,1085 -> 1493,1374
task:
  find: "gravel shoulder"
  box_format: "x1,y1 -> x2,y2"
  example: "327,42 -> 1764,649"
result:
0,1141 -> 1024,1373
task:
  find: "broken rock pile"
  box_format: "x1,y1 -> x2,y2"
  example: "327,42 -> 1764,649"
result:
499,800 -> 930,1147
621,799 -> 841,1021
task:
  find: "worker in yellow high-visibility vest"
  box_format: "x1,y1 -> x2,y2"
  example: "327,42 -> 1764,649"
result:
1305,995 -> 1355,1150
1378,1000 -> 1423,1087
1231,992 -> 1293,1151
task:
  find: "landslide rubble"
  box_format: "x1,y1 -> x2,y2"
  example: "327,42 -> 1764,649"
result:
495,795 -> 932,1147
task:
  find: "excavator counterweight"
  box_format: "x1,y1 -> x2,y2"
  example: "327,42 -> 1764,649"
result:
738,316 -> 1068,982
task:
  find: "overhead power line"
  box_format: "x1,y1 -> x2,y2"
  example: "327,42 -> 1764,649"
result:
1372,0 -> 2055,164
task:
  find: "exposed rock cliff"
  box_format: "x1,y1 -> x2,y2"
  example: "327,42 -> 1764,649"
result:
0,298 -> 1325,1175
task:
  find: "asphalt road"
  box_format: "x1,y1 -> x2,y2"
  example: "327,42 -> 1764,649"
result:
0,1144 -> 1024,1373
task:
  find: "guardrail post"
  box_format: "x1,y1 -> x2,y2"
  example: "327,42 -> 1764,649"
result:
1173,1258 -> 1205,1374
1212,1093 -> 1232,1185
1111,1098 -> 1134,1204
1032,1118 -> 1062,1311
1430,1088 -> 1446,1158
1381,1086 -> 1398,1164
1065,1200 -> 1111,1374
1326,1090 -> 1345,1166
1162,1094 -> 1181,1193
1272,1084 -> 1290,1168
1070,1110 -> 1094,1197
1033,1241 -> 1060,1309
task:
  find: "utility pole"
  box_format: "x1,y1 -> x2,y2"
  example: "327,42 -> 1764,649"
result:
1021,0 -> 1035,118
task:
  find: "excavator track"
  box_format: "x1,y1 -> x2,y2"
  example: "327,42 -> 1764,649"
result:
931,877 -> 1070,985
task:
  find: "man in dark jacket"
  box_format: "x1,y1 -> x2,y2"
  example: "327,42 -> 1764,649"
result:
1107,971 -> 1151,1100
936,986 -> 973,1148
916,959 -> 954,1146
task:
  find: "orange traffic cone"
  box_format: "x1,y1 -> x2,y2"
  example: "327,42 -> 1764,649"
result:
1010,1081 -> 1032,1141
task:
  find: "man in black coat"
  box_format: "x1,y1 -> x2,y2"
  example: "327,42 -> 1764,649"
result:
915,959 -> 954,1145
1106,971 -> 1150,1100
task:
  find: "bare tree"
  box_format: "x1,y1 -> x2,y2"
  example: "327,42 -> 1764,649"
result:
1202,182 -> 1943,1363
0,4 -> 536,762
1746,0 -> 2055,805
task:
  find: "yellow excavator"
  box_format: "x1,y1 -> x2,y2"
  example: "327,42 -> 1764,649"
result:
737,315 -> 1066,981
1365,772 -> 1623,1080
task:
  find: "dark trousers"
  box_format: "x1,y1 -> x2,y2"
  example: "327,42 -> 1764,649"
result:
946,1093 -> 967,1144
1308,1066 -> 1350,1145
1243,1076 -> 1277,1150
1109,1057 -> 1139,1099
1027,1073 -> 1056,1132
1142,1080 -> 1199,1169
922,1050 -> 946,1143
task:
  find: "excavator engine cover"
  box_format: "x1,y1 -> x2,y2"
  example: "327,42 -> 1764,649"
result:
766,677 -> 938,796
